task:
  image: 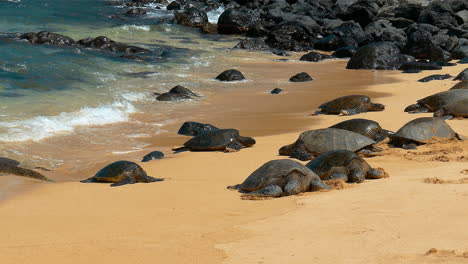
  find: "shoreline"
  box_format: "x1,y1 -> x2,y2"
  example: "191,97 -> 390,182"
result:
0,59 -> 466,263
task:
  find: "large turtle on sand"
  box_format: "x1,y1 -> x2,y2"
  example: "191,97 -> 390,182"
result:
434,99 -> 468,119
173,129 -> 255,152
317,95 -> 385,115
279,128 -> 380,161
329,118 -> 393,142
0,157 -> 52,181
81,160 -> 163,187
228,159 -> 330,198
306,150 -> 388,183
389,117 -> 461,149
404,90 -> 468,113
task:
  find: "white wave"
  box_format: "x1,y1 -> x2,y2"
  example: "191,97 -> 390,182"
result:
120,25 -> 151,31
0,100 -> 137,142
121,92 -> 151,102
207,7 -> 225,24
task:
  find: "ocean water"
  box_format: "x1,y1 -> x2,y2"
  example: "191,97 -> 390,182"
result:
0,0 -> 237,172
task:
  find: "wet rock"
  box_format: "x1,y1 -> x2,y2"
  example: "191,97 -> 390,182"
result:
418,74 -> 452,82
234,38 -> 269,50
215,69 -> 245,81
126,8 -> 147,16
141,151 -> 164,162
332,46 -> 357,58
265,22 -> 319,52
454,68 -> 468,80
289,72 -> 313,82
200,23 -> 217,34
398,61 -> 442,71
77,36 -> 151,54
314,35 -> 340,51
347,42 -> 413,70
155,85 -> 198,101
20,31 -> 75,46
270,88 -> 283,94
452,46 -> 468,59
299,51 -> 333,62
166,1 -> 181,10
178,121 -> 218,136
174,7 -> 208,28
217,8 -> 260,34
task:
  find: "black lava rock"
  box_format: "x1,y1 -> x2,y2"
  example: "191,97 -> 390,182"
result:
289,72 -> 313,82
215,69 -> 245,81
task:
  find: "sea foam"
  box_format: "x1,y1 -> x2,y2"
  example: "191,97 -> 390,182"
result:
207,7 -> 224,24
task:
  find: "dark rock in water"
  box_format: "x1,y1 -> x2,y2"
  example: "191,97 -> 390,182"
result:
418,74 -> 452,82
155,85 -> 197,101
289,72 -> 313,82
141,151 -> 164,162
454,68 -> 468,80
458,57 -> 468,64
217,8 -> 260,34
265,22 -> 319,52
77,36 -> 151,54
20,31 -> 75,46
174,7 -> 208,28
398,62 -> 442,71
270,88 -> 283,94
119,54 -> 147,61
215,69 -> 245,81
178,121 -> 219,136
347,42 -> 413,70
234,38 -> 269,50
126,8 -> 146,16
81,160 -> 163,187
299,52 -> 333,62
332,46 -> 357,58
166,1 -> 181,10
402,69 -> 422,74
314,35 -> 340,51
0,157 -> 52,182
200,23 -> 217,34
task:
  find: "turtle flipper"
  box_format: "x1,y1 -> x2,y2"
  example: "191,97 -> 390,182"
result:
328,173 -> 348,182
366,168 -> 387,179
141,175 -> 164,183
173,146 -> 190,153
225,141 -> 243,152
14,167 -> 53,182
241,185 -> 283,199
309,178 -> 331,191
402,143 -> 418,149
110,174 -> 136,187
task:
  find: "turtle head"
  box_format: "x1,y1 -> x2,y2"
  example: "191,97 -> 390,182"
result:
370,103 -> 385,111
404,103 -> 429,113
278,144 -> 294,156
239,136 -> 256,147
433,109 -> 444,118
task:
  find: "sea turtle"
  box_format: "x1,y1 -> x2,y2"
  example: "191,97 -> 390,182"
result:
0,157 -> 52,182
305,150 -> 388,183
404,89 -> 468,113
449,80 -> 468,90
279,128 -> 379,161
177,121 -> 219,136
173,129 -> 255,152
228,159 -> 330,198
81,160 -> 163,187
433,99 -> 468,119
141,151 -> 164,162
329,118 -> 393,142
389,117 -> 461,149
317,95 -> 385,115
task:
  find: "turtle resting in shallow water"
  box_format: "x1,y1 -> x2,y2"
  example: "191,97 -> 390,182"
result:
228,159 -> 330,198
173,129 -> 255,153
329,118 -> 393,142
317,95 -> 385,115
433,99 -> 468,119
389,117 -> 461,149
81,160 -> 163,187
306,150 -> 388,183
404,90 -> 468,113
0,157 -> 52,182
279,128 -> 380,161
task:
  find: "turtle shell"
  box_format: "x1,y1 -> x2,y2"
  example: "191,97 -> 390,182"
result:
319,95 -> 370,114
295,128 -> 376,155
391,117 -> 457,144
449,80 -> 468,90
417,90 -> 468,112
240,159 -> 318,191
329,118 -> 386,141
184,129 -> 239,150
440,99 -> 468,117
305,150 -> 363,176
93,161 -> 146,181
0,157 -> 21,168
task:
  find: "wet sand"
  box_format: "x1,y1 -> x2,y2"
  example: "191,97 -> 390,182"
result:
0,59 -> 467,264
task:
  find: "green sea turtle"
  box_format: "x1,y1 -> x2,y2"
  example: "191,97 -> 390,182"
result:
177,121 -> 219,136
279,128 -> 380,161
404,90 -> 468,113
173,129 -> 255,152
81,160 -> 163,187
329,118 -> 393,142
305,150 -> 388,183
0,157 -> 52,182
389,117 -> 461,149
228,159 -> 330,198
433,99 -> 468,119
317,95 -> 385,115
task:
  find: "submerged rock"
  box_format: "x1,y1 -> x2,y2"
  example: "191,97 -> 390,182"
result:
20,31 -> 75,46
155,85 -> 198,101
215,69 -> 245,81
141,151 -> 164,162
270,88 -> 283,94
289,72 -> 313,82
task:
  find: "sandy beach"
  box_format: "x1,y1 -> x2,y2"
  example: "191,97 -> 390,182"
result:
0,59 -> 467,264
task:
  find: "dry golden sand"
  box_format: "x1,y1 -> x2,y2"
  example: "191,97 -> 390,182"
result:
0,59 -> 467,264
